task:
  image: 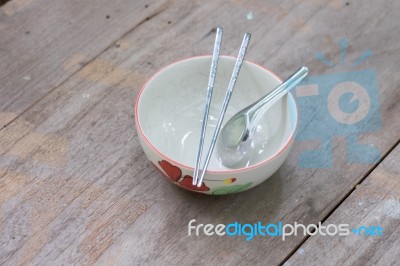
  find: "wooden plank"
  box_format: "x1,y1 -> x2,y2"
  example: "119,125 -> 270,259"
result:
92,0 -> 400,265
0,1 -> 10,7
0,0 -> 399,265
285,143 -> 400,266
0,0 -> 169,128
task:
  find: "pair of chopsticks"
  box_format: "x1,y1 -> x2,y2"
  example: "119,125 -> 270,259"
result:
192,27 -> 251,187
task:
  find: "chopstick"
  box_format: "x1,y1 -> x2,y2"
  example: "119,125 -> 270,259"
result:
196,32 -> 251,187
192,27 -> 223,185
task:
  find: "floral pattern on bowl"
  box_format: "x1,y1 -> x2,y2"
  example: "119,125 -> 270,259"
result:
212,182 -> 253,195
158,160 -> 255,195
158,160 -> 210,192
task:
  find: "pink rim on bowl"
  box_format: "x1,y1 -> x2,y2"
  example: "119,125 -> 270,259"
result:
134,55 -> 299,174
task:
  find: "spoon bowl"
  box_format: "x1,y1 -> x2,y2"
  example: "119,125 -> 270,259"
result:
217,67 -> 308,167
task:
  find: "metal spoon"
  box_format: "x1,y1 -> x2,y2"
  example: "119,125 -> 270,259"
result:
217,66 -> 309,167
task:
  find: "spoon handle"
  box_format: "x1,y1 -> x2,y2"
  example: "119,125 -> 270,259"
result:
250,66 -> 308,120
192,27 -> 223,185
196,33 -> 251,187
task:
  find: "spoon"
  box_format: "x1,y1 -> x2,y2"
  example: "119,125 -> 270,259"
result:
217,66 -> 308,167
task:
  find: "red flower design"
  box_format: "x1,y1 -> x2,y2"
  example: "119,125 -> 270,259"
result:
158,160 -> 181,182
179,175 -> 210,192
158,160 -> 210,192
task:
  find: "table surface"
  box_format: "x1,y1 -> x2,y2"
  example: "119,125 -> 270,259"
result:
0,0 -> 399,265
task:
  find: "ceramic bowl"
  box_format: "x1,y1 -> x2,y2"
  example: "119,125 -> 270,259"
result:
135,56 -> 298,195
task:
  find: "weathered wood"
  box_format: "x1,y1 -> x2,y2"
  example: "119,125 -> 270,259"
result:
0,0 -> 399,265
0,0 -> 169,128
285,143 -> 400,266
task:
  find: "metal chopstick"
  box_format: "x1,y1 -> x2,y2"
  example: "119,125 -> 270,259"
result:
196,33 -> 251,187
192,27 -> 223,185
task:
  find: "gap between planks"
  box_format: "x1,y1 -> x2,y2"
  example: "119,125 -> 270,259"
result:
279,137 -> 400,266
0,0 -> 10,7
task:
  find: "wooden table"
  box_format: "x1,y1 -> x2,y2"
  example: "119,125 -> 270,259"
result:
0,0 -> 399,265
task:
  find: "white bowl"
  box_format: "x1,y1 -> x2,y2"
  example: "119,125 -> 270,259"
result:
135,56 -> 298,195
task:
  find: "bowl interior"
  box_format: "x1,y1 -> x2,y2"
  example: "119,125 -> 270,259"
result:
137,56 -> 297,171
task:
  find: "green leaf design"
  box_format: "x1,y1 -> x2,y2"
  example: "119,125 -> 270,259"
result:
212,182 -> 253,195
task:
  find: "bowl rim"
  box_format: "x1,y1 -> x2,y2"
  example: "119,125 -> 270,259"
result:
135,55 -> 299,174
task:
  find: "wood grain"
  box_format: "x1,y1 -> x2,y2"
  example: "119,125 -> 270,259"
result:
0,0 -> 169,128
285,144 -> 400,266
0,0 -> 399,265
